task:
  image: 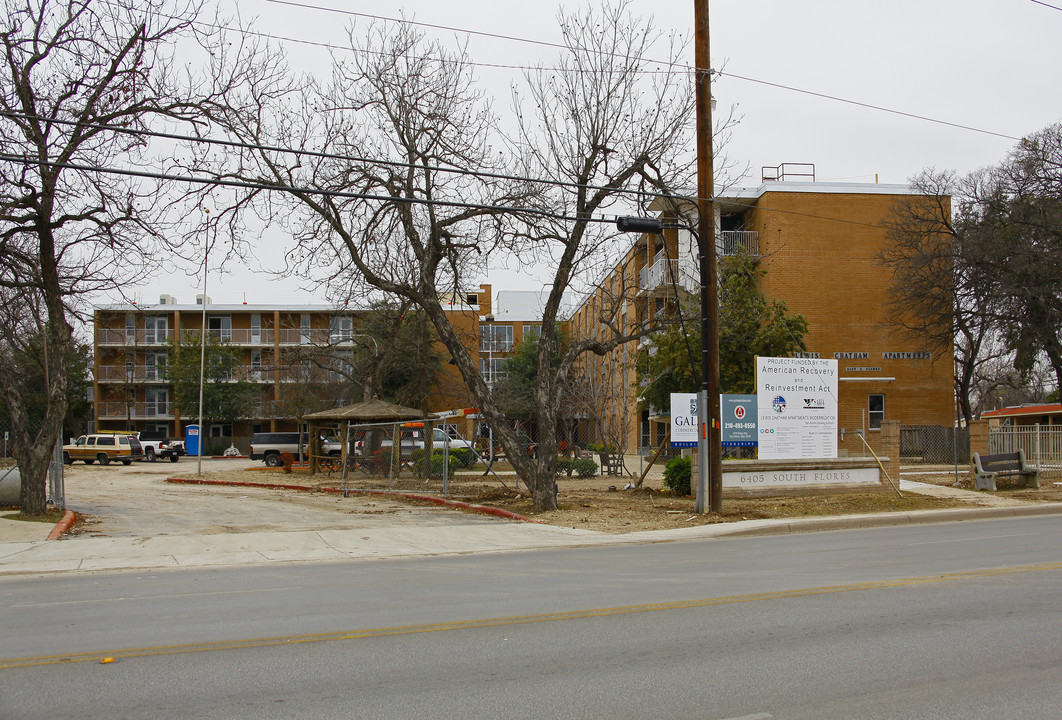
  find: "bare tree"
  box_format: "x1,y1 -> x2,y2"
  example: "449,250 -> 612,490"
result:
882,169 -> 996,425
0,0 -> 247,514
207,2 -> 697,511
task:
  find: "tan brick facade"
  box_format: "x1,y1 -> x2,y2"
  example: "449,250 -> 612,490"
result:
569,181 -> 955,459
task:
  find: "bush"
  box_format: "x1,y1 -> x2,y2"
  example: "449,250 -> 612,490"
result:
572,457 -> 598,478
410,447 -> 475,473
554,457 -> 573,476
663,456 -> 691,495
280,452 -> 295,474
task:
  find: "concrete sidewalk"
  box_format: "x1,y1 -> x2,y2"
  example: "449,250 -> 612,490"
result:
3,480 -> 1061,577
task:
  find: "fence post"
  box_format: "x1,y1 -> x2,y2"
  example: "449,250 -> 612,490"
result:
969,419 -> 989,458
1036,423 -> 1042,468
879,420 -> 900,484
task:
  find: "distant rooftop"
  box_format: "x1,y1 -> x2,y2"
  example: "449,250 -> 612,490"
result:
492,290 -> 568,322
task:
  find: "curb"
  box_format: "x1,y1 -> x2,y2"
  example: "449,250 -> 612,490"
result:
711,502 -> 1062,537
47,509 -> 77,541
165,477 -> 540,524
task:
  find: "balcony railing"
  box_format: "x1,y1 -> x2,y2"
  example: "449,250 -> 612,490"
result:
97,364 -> 275,383
718,230 -> 759,257
96,327 -> 360,347
639,231 -> 760,293
97,401 -> 173,419
639,253 -> 698,294
97,329 -> 176,346
97,365 -> 169,382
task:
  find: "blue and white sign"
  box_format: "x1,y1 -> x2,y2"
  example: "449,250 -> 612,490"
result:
756,357 -> 838,460
721,394 -> 758,447
670,392 -> 699,448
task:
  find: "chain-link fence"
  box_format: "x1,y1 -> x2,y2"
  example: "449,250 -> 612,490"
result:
900,425 -> 970,465
0,416 -> 65,509
297,417 -> 666,498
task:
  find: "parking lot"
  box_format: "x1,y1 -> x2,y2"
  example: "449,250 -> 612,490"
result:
61,458 -> 483,537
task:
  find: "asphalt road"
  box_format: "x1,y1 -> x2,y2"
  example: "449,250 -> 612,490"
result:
2,515 -> 1060,719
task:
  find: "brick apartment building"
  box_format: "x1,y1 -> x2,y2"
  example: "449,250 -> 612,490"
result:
92,287 -> 497,448
569,177 -> 955,458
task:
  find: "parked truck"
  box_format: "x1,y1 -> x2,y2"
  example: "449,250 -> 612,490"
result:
137,430 -> 184,463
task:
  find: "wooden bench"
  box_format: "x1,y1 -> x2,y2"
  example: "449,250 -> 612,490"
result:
972,450 -> 1040,491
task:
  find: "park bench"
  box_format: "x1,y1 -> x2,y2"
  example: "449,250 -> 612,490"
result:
972,450 -> 1040,491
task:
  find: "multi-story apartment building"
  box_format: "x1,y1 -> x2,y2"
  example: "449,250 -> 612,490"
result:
478,290 -> 554,388
570,176 -> 956,458
93,286 -> 494,447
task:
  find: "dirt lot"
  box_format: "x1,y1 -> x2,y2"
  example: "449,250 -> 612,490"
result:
173,464 -> 1006,535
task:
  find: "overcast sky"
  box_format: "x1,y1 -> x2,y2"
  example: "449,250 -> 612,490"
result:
117,0 -> 1062,307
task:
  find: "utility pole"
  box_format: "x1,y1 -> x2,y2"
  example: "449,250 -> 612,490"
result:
694,0 -> 723,513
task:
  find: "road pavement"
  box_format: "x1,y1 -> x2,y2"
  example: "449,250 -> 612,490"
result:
2,458 -> 1061,575
3,515 -> 1061,719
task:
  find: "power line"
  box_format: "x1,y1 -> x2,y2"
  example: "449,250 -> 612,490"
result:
0,112 -> 923,233
261,0 -> 1021,142
265,0 -> 578,56
716,71 -> 1020,141
1030,0 -> 1062,11
0,152 -> 621,227
0,110 -> 666,203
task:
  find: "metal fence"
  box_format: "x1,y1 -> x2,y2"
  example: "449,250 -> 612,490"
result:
989,425 -> 1062,474
0,416 -> 65,509
900,425 -> 970,465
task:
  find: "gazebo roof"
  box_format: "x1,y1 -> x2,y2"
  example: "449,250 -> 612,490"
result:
301,398 -> 435,423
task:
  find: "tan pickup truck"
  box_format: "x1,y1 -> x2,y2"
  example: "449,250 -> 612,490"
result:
63,433 -> 144,465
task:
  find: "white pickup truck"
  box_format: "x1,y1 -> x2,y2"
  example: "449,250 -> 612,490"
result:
137,431 -> 184,463
354,427 -> 474,457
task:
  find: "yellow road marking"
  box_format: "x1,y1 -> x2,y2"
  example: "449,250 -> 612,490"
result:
5,561 -> 1061,670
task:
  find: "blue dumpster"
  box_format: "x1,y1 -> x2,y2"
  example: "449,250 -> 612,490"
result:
185,425 -> 200,457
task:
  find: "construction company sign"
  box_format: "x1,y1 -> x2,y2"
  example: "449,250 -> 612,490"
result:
670,392 -> 699,448
756,357 -> 838,460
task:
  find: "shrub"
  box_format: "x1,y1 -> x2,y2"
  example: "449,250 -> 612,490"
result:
572,457 -> 598,478
663,456 -> 691,495
554,457 -> 573,476
280,452 -> 295,474
410,447 -> 475,473
450,447 -> 474,468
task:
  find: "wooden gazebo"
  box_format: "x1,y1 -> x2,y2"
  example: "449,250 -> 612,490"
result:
302,399 -> 436,476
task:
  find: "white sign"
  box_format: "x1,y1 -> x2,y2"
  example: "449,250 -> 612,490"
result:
670,392 -> 699,448
723,466 -> 879,489
757,357 -> 838,460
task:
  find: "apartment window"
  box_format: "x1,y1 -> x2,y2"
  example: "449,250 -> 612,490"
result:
145,387 -> 168,417
479,358 -> 507,385
251,314 -> 261,343
125,314 -> 136,343
523,325 -> 541,341
144,315 -> 168,344
300,314 -> 311,344
208,315 -> 232,343
251,351 -> 263,381
145,352 -> 167,381
869,394 -> 885,430
210,424 -> 233,438
480,325 -> 513,352
330,315 -> 353,342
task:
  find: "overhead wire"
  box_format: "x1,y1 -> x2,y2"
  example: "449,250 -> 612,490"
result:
0,110 -> 667,203
0,152 -> 621,227
257,0 -> 1022,142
